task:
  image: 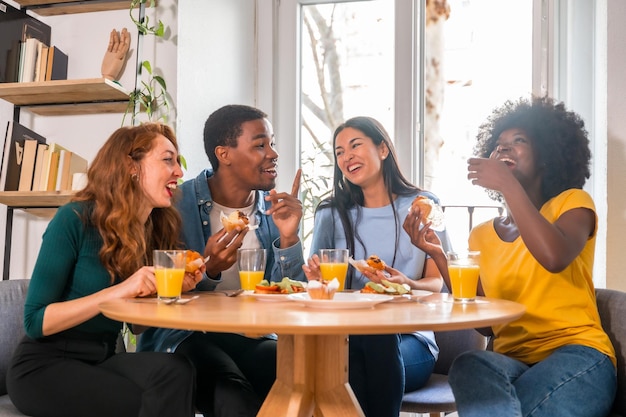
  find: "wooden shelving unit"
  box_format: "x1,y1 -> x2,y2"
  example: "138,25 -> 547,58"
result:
0,191 -> 75,209
1,1 -> 144,279
15,0 -> 132,16
0,191 -> 76,219
0,78 -> 131,115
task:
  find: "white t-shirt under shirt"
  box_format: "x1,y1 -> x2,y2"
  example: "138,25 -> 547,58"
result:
211,201 -> 261,290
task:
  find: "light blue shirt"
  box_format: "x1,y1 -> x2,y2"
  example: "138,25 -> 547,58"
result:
309,192 -> 452,357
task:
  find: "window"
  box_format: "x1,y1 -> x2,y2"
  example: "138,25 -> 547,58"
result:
268,0 -> 603,266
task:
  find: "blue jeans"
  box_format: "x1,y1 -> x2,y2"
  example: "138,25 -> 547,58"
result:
448,345 -> 616,417
400,333 -> 436,392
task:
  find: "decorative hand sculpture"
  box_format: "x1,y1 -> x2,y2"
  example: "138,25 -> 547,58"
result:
101,28 -> 131,81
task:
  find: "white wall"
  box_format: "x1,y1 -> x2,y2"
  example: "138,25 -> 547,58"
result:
0,0 -> 178,279
177,0 -> 257,179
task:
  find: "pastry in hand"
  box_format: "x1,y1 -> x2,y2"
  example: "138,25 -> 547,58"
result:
410,196 -> 444,230
365,255 -> 386,271
349,255 -> 387,274
220,210 -> 250,232
185,250 -> 204,273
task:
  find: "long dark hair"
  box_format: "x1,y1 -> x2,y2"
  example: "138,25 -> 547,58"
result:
317,116 -> 421,285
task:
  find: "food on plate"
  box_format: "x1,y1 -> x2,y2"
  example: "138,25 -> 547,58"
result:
185,250 -> 205,273
409,195 -> 444,230
349,255 -> 388,275
254,277 -> 306,294
361,279 -> 410,295
307,278 -> 340,300
221,210 -> 250,232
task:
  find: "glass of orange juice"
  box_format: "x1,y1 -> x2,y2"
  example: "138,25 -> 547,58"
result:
447,251 -> 480,302
319,248 -> 349,291
237,248 -> 267,291
154,250 -> 187,302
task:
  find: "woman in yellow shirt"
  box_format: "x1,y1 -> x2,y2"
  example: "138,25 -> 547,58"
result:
448,96 -> 616,417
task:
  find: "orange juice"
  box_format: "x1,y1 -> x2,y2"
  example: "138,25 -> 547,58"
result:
448,264 -> 480,301
239,270 -> 265,291
155,268 -> 185,299
319,262 -> 349,290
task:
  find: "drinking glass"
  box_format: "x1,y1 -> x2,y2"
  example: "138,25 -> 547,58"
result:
319,248 -> 349,291
447,251 -> 480,302
237,248 -> 267,291
154,250 -> 187,302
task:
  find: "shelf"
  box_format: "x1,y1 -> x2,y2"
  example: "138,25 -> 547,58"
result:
14,0 -> 132,16
0,191 -> 75,208
0,78 -> 130,115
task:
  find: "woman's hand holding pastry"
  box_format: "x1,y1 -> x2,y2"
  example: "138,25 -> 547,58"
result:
403,210 -> 442,255
182,252 -> 205,291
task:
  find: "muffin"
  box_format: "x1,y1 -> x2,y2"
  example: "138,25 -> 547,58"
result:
307,278 -> 340,300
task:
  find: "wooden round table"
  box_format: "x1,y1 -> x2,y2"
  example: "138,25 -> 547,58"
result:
100,292 -> 525,417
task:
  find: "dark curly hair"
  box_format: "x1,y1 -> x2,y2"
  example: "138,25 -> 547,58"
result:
474,96 -> 591,202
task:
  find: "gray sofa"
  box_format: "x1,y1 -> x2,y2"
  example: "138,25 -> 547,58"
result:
0,279 -> 28,417
401,287 -> 626,417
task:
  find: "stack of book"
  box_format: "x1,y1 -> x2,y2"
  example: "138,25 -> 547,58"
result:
0,121 -> 88,192
1,0 -> 68,84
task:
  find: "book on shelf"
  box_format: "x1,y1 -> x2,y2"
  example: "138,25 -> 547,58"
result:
38,142 -> 67,192
19,37 -> 42,83
61,151 -> 87,191
0,0 -> 51,83
17,137 -> 46,191
53,149 -> 88,191
31,142 -> 49,191
35,44 -> 49,82
0,120 -> 47,191
45,46 -> 68,81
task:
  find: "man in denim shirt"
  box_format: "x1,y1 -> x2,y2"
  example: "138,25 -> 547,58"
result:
139,105 -> 305,417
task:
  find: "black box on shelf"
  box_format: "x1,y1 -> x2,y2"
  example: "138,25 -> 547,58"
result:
0,0 -> 51,83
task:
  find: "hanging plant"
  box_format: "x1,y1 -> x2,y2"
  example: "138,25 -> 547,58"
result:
129,0 -> 164,37
123,60 -> 170,125
123,0 -> 169,125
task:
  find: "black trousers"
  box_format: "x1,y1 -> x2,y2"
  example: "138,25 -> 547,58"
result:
7,331 -> 196,417
176,332 -> 277,417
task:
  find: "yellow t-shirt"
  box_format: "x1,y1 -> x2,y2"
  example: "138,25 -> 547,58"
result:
469,189 -> 616,366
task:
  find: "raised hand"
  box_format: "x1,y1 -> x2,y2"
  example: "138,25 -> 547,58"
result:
467,157 -> 517,194
101,28 -> 131,81
265,169 -> 303,248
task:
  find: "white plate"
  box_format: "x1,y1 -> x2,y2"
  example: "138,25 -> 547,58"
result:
243,290 -> 298,302
286,292 -> 393,309
387,289 -> 433,303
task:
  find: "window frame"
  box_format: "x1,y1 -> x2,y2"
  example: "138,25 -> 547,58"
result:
257,0 -> 607,285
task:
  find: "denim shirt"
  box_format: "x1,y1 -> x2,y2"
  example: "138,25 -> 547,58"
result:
138,169 -> 306,352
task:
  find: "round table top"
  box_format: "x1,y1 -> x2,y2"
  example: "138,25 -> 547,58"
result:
99,292 -> 525,335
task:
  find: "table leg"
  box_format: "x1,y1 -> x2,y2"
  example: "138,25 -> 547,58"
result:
257,334 -> 364,417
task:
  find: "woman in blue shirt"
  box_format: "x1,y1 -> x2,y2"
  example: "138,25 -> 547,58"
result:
303,116 -> 451,417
